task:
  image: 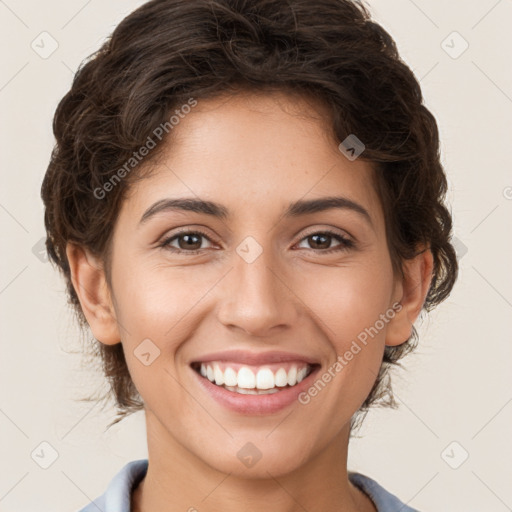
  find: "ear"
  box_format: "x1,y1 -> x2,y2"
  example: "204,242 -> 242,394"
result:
66,242 -> 120,345
385,246 -> 434,347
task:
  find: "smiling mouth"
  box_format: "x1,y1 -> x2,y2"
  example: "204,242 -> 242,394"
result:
191,361 -> 319,395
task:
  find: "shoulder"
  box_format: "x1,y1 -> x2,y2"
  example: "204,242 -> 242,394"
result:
78,459 -> 148,512
348,471 -> 421,512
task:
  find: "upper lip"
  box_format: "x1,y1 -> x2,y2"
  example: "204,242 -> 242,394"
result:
190,349 -> 320,366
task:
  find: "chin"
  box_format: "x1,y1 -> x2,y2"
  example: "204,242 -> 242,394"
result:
194,433 -> 315,479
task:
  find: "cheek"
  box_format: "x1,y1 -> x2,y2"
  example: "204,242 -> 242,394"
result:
299,258 -> 394,397
112,259 -> 211,337
110,261 -> 225,395
113,246 -> 394,354
303,259 -> 394,340
111,266 -> 201,405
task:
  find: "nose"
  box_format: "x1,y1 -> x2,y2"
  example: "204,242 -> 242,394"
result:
216,245 -> 300,337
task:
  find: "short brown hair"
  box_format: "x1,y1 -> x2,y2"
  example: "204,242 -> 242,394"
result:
41,0 -> 458,430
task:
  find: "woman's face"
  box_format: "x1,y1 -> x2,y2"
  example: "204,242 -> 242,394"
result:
104,91 -> 403,476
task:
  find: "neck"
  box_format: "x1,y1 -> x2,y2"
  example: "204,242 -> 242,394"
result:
132,409 -> 376,512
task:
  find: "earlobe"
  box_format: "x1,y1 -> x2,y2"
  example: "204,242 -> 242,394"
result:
65,243 -> 120,345
385,247 -> 434,347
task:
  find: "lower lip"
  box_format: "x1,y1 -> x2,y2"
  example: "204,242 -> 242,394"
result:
191,365 -> 321,415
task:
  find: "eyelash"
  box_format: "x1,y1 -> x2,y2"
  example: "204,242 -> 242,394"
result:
158,228 -> 355,255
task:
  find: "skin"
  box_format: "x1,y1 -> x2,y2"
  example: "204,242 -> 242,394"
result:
67,90 -> 433,512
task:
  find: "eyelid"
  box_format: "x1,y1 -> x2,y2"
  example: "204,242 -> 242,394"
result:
298,225 -> 353,241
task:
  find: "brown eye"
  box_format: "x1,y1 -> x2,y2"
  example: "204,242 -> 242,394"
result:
176,233 -> 203,250
307,233 -> 333,250
160,230 -> 214,253
296,230 -> 354,253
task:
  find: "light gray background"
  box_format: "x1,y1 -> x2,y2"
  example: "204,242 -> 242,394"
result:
1,1 -> 511,511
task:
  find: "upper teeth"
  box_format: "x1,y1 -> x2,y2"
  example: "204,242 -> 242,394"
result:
199,362 -> 310,389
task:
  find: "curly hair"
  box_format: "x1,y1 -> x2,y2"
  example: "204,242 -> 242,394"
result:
41,0 -> 458,430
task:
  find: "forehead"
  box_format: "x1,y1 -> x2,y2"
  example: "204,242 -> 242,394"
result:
119,91 -> 383,228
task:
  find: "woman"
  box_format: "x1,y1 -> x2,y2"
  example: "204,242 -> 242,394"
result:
41,0 -> 457,510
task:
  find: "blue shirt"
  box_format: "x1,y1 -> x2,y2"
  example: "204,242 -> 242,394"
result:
78,459 -> 420,512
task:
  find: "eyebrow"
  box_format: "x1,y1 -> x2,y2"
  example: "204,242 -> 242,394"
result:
139,196 -> 373,227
